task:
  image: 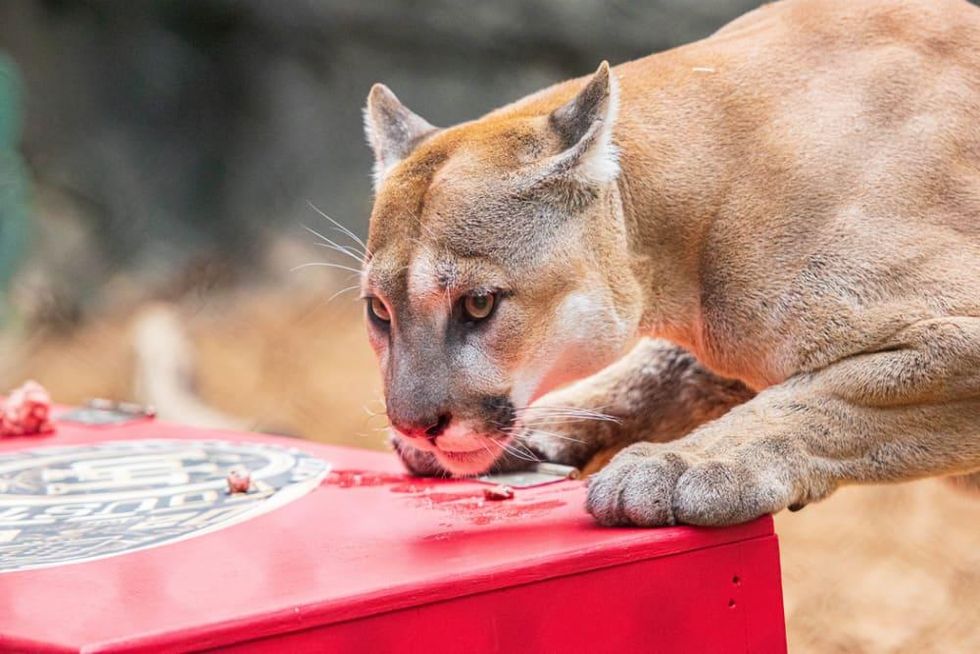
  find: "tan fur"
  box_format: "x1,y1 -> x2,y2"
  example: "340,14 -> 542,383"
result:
364,0 -> 980,525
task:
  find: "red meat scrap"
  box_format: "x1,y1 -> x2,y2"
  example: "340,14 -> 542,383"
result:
226,465 -> 252,494
482,485 -> 515,501
0,380 -> 54,437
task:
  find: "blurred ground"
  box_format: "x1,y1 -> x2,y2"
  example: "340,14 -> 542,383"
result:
777,482 -> 980,653
0,239 -> 384,449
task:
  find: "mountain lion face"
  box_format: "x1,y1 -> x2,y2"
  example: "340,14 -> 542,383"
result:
361,64 -> 643,475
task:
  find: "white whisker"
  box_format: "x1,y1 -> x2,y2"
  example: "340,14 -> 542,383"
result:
513,427 -> 585,444
327,284 -> 362,303
506,437 -> 541,462
290,262 -> 364,275
303,224 -> 366,264
489,437 -> 539,463
307,201 -> 370,255
514,405 -> 621,424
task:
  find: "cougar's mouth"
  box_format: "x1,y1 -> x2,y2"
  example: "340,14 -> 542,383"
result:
431,432 -> 509,476
438,449 -> 486,463
390,417 -> 515,476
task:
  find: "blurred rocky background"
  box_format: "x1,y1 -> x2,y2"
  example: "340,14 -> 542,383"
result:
0,0 -> 759,322
0,2 -> 978,652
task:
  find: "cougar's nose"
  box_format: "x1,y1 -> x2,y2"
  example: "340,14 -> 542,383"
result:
391,412 -> 452,442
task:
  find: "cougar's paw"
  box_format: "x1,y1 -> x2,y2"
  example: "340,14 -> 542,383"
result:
586,443 -> 694,526
586,442 -> 792,527
672,459 -> 782,526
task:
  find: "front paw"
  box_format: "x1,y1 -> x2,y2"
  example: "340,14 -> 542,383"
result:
521,426 -> 597,468
586,441 -> 793,527
586,443 -> 692,526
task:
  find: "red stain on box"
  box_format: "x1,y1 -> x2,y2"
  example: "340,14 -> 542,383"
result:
333,471 -> 566,526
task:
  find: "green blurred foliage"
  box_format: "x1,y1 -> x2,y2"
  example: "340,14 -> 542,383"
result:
0,53 -> 30,322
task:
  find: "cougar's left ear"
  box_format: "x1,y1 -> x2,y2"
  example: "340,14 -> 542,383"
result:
538,61 -> 620,186
364,84 -> 438,189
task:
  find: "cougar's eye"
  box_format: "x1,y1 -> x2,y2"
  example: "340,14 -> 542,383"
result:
367,297 -> 391,325
462,292 -> 496,322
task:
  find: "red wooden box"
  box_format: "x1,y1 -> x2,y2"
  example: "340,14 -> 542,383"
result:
0,411 -> 786,653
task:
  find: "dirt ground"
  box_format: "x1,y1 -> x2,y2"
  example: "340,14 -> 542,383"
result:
777,480 -> 980,653
2,283 -> 977,652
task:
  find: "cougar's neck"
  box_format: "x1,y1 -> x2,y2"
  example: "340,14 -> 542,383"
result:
613,57 -> 732,353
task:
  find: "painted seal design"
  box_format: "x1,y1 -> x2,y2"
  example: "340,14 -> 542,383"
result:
0,439 -> 330,573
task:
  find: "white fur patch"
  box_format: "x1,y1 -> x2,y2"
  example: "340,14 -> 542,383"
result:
511,288 -> 632,408
434,422 -> 487,453
574,69 -> 621,185
407,250 -> 439,299
362,84 -> 437,191
363,106 -> 398,190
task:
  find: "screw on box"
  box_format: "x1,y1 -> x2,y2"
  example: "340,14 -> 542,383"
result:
476,462 -> 579,489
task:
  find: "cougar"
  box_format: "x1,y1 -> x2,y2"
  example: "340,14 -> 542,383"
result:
359,0 -> 980,526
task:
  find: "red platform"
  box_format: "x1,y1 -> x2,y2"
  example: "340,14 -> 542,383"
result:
0,413 -> 786,653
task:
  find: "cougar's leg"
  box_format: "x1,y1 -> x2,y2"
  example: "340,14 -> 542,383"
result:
522,338 -> 754,469
587,318 -> 980,526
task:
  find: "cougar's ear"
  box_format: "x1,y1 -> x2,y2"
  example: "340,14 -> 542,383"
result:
537,61 -> 620,186
364,84 -> 438,189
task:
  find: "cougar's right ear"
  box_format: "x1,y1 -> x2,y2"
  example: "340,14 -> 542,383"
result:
364,84 -> 438,190
527,61 -> 620,192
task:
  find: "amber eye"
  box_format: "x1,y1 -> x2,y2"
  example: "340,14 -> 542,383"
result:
462,292 -> 495,322
367,297 -> 391,324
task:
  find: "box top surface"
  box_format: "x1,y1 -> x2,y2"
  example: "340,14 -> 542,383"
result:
0,414 -> 773,652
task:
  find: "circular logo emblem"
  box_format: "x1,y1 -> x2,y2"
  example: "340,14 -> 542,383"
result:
0,439 -> 330,573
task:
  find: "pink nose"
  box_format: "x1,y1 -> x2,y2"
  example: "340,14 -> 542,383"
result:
391,413 -> 452,441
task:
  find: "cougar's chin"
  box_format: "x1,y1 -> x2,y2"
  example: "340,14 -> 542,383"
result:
391,423 -> 510,477
432,445 -> 502,476
424,422 -> 505,476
